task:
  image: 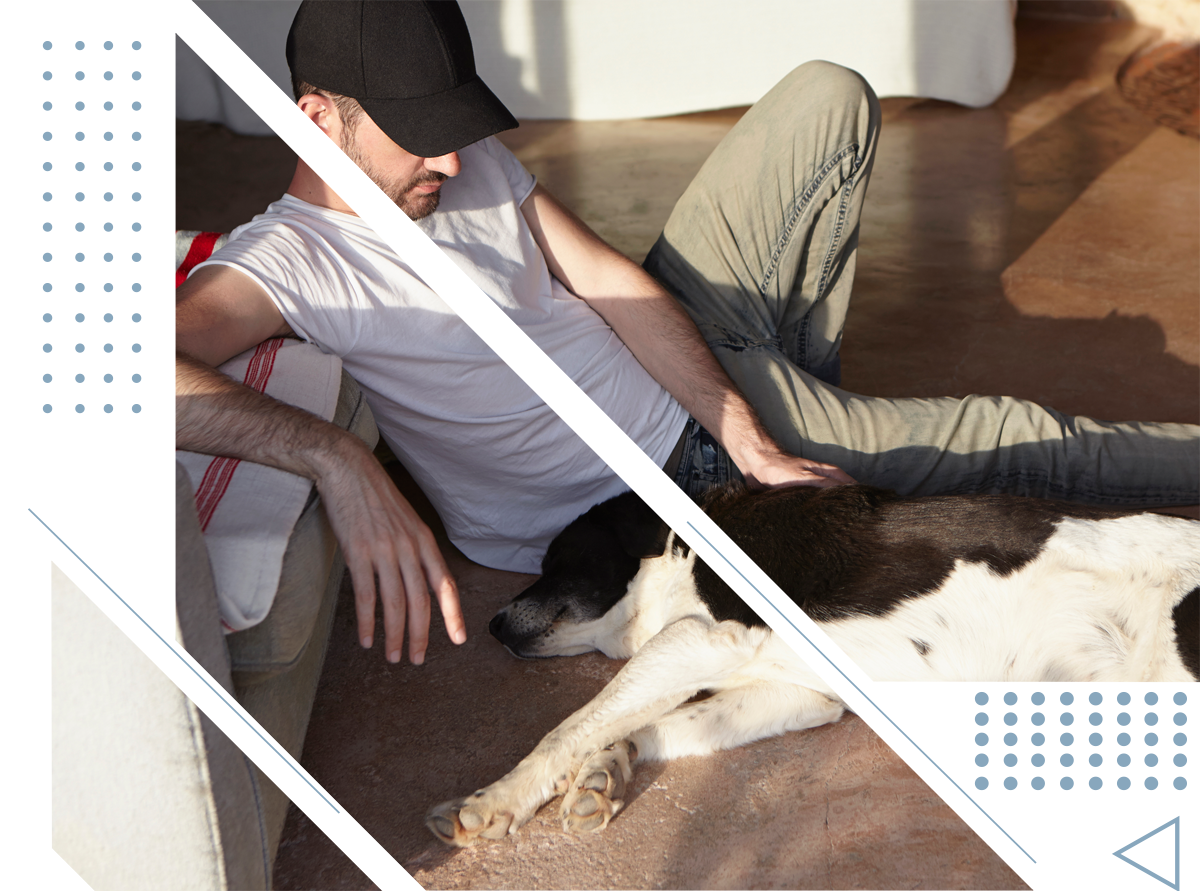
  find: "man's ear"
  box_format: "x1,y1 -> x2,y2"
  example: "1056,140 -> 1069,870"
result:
296,93 -> 339,140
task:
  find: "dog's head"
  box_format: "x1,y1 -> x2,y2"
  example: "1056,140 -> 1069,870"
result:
489,490 -> 669,658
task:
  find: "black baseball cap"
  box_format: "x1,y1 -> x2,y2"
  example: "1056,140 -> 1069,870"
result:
286,0 -> 518,157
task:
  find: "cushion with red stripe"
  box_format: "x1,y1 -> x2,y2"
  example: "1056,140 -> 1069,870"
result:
176,338 -> 343,632
176,230 -> 229,287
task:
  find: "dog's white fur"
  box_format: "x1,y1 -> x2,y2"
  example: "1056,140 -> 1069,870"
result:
1120,0 -> 1200,40
426,512 -> 1198,845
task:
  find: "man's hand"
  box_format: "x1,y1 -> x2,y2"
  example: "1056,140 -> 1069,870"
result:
312,435 -> 465,664
178,352 -> 467,664
738,450 -> 856,490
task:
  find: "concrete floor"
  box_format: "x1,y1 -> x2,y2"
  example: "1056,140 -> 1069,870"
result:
176,15 -> 1198,891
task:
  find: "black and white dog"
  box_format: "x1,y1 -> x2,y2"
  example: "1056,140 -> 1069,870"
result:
427,484 -> 1199,846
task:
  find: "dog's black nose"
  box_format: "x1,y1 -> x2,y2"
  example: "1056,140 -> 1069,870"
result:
489,611 -> 506,640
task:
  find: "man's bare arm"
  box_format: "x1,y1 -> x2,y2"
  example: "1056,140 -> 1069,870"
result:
520,184 -> 853,489
176,264 -> 464,663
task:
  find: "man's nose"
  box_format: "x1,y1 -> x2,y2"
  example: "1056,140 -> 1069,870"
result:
425,152 -> 461,178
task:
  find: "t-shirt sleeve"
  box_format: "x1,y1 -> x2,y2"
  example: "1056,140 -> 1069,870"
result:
190,225 -> 363,358
479,136 -> 537,205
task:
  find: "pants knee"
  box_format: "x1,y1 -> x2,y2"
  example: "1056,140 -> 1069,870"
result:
773,60 -> 880,159
786,60 -> 878,111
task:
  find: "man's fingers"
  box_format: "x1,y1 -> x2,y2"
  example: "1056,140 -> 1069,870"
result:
317,447 -> 458,664
376,559 -> 407,664
816,464 -> 857,485
346,551 -> 377,649
433,573 -> 466,644
398,557 -> 432,665
749,464 -> 856,490
416,534 -> 465,645
804,474 -> 844,488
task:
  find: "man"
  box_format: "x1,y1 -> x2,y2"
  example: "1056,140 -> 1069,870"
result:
177,1 -> 1199,669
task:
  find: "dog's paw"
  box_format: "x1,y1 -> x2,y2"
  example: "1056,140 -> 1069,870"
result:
560,740 -> 635,834
425,794 -> 517,846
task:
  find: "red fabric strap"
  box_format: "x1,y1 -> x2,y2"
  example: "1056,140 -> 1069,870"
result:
176,231 -> 223,288
191,338 -> 286,531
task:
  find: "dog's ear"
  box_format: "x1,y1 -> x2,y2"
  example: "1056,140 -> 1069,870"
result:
593,490 -> 672,558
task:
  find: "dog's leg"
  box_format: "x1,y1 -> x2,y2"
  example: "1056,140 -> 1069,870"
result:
558,683 -> 842,834
631,682 -> 845,761
426,618 -> 763,845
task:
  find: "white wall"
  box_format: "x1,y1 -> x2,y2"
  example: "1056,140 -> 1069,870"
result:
177,0 -> 1015,135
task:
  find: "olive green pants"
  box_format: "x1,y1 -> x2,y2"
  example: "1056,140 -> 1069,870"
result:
644,61 -> 1199,505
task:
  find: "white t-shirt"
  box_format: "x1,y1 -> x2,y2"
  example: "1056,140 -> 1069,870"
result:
196,136 -> 689,573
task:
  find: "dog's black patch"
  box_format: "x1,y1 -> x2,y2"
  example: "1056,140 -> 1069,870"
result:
1174,587 -> 1199,680
686,484 -> 1130,627
912,639 -> 931,657
496,483 -> 1146,650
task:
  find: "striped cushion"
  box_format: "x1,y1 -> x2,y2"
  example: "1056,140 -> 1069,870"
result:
174,227 -> 346,633
175,230 -> 229,287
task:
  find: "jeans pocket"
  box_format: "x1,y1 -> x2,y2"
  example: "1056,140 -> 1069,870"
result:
672,417 -> 743,501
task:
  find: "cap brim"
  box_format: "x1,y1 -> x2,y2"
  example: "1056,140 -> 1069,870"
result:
359,77 -> 518,158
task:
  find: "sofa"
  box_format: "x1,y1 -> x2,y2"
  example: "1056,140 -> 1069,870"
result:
52,304 -> 377,889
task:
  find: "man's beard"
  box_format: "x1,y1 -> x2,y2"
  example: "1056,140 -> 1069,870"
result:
341,133 -> 446,221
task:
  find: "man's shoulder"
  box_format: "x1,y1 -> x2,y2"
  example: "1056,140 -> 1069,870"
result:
229,194 -> 343,236
220,195 -> 375,262
194,199 -> 356,301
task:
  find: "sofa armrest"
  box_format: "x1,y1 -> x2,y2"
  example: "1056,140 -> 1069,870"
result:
47,466 -> 274,890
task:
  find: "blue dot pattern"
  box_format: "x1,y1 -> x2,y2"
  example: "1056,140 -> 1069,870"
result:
38,32 -> 150,417
970,688 -> 1191,794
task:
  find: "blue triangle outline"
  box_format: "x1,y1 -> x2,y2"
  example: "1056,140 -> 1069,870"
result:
1113,816 -> 1180,890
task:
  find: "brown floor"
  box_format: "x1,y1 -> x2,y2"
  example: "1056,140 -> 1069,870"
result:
176,16 -> 1198,891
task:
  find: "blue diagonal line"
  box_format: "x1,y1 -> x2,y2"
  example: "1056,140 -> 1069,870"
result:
687,521 -> 1035,864
31,508 -> 340,814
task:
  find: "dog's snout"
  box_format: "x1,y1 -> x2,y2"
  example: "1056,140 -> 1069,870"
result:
489,610 -> 506,641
